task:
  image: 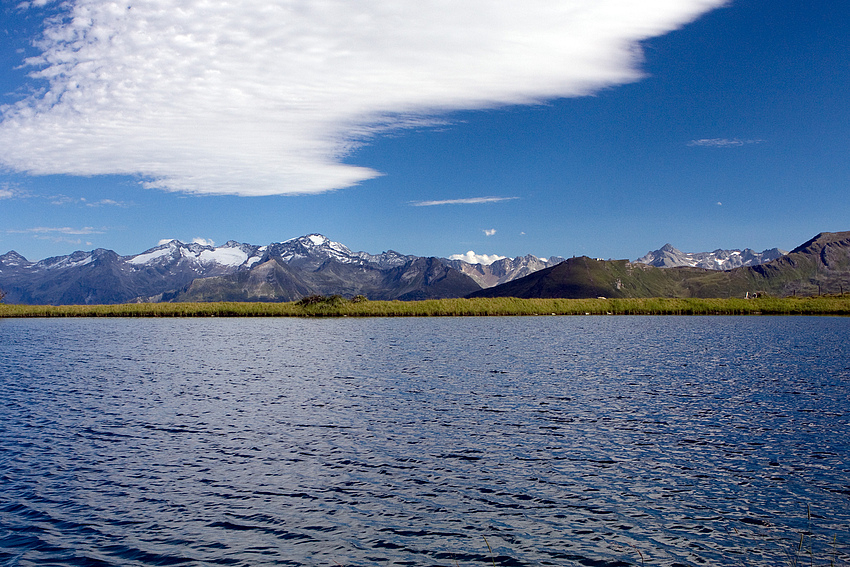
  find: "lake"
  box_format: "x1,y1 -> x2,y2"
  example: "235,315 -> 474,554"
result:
1,316 -> 848,566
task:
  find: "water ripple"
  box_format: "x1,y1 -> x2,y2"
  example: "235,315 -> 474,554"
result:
1,316 -> 849,566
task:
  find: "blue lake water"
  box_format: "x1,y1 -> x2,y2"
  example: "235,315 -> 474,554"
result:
1,316 -> 849,566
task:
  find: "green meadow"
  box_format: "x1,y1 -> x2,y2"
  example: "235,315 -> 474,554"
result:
2,294 -> 850,318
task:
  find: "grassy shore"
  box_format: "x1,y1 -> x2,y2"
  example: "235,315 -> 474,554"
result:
2,295 -> 850,318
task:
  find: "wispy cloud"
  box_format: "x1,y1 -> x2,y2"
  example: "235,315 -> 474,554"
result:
449,250 -> 506,265
5,225 -> 103,245
411,196 -> 518,207
0,182 -> 27,199
48,195 -> 77,206
483,229 -> 497,237
17,1 -> 60,8
47,195 -> 130,207
0,0 -> 727,197
86,198 -> 130,208
7,226 -> 105,235
687,138 -> 765,147
37,236 -> 92,245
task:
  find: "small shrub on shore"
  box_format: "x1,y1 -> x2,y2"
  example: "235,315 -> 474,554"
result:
296,294 -> 346,307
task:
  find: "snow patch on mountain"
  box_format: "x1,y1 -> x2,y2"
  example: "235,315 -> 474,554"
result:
198,247 -> 249,267
128,246 -> 173,265
128,240 -> 260,269
36,250 -> 98,270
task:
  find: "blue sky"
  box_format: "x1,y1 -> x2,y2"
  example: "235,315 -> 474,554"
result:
1,0 -> 847,263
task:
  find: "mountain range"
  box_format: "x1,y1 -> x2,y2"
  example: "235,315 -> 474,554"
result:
0,235 -> 479,305
469,231 -> 850,300
636,244 -> 787,270
444,254 -> 566,288
1,232 -> 840,305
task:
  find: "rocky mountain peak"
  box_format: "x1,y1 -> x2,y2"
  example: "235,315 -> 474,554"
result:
637,244 -> 786,270
0,251 -> 30,267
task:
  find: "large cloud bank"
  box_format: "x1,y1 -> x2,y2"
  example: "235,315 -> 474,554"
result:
0,0 -> 726,196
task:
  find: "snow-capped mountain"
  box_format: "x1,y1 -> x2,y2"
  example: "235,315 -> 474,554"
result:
1,233 -> 793,305
0,251 -> 31,271
126,240 -> 266,278
636,244 -> 787,270
128,239 -> 264,270
265,234 -> 417,270
0,234 -> 476,305
442,254 -> 566,288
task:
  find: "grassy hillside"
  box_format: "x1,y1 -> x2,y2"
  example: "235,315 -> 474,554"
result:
467,257 -> 751,299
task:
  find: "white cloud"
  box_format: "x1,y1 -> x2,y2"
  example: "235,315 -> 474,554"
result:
48,195 -> 76,206
0,183 -> 27,199
47,194 -> 130,206
41,236 -> 85,244
687,138 -> 765,147
483,229 -> 497,237
5,225 -> 104,243
411,196 -> 518,206
7,226 -> 104,235
0,0 -> 727,196
86,198 -> 129,207
449,250 -> 506,265
158,238 -> 178,245
18,0 -> 59,8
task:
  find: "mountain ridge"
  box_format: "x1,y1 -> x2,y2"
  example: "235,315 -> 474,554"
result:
0,234 -> 482,305
636,244 -> 787,270
2,232 -> 840,304
468,231 -> 850,300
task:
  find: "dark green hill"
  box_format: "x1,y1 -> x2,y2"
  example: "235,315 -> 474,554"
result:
466,257 -> 733,299
742,231 -> 850,296
468,231 -> 850,299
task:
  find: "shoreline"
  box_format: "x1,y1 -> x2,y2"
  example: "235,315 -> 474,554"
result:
2,296 -> 850,318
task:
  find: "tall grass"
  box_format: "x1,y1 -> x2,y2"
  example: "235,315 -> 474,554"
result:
2,295 -> 850,318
